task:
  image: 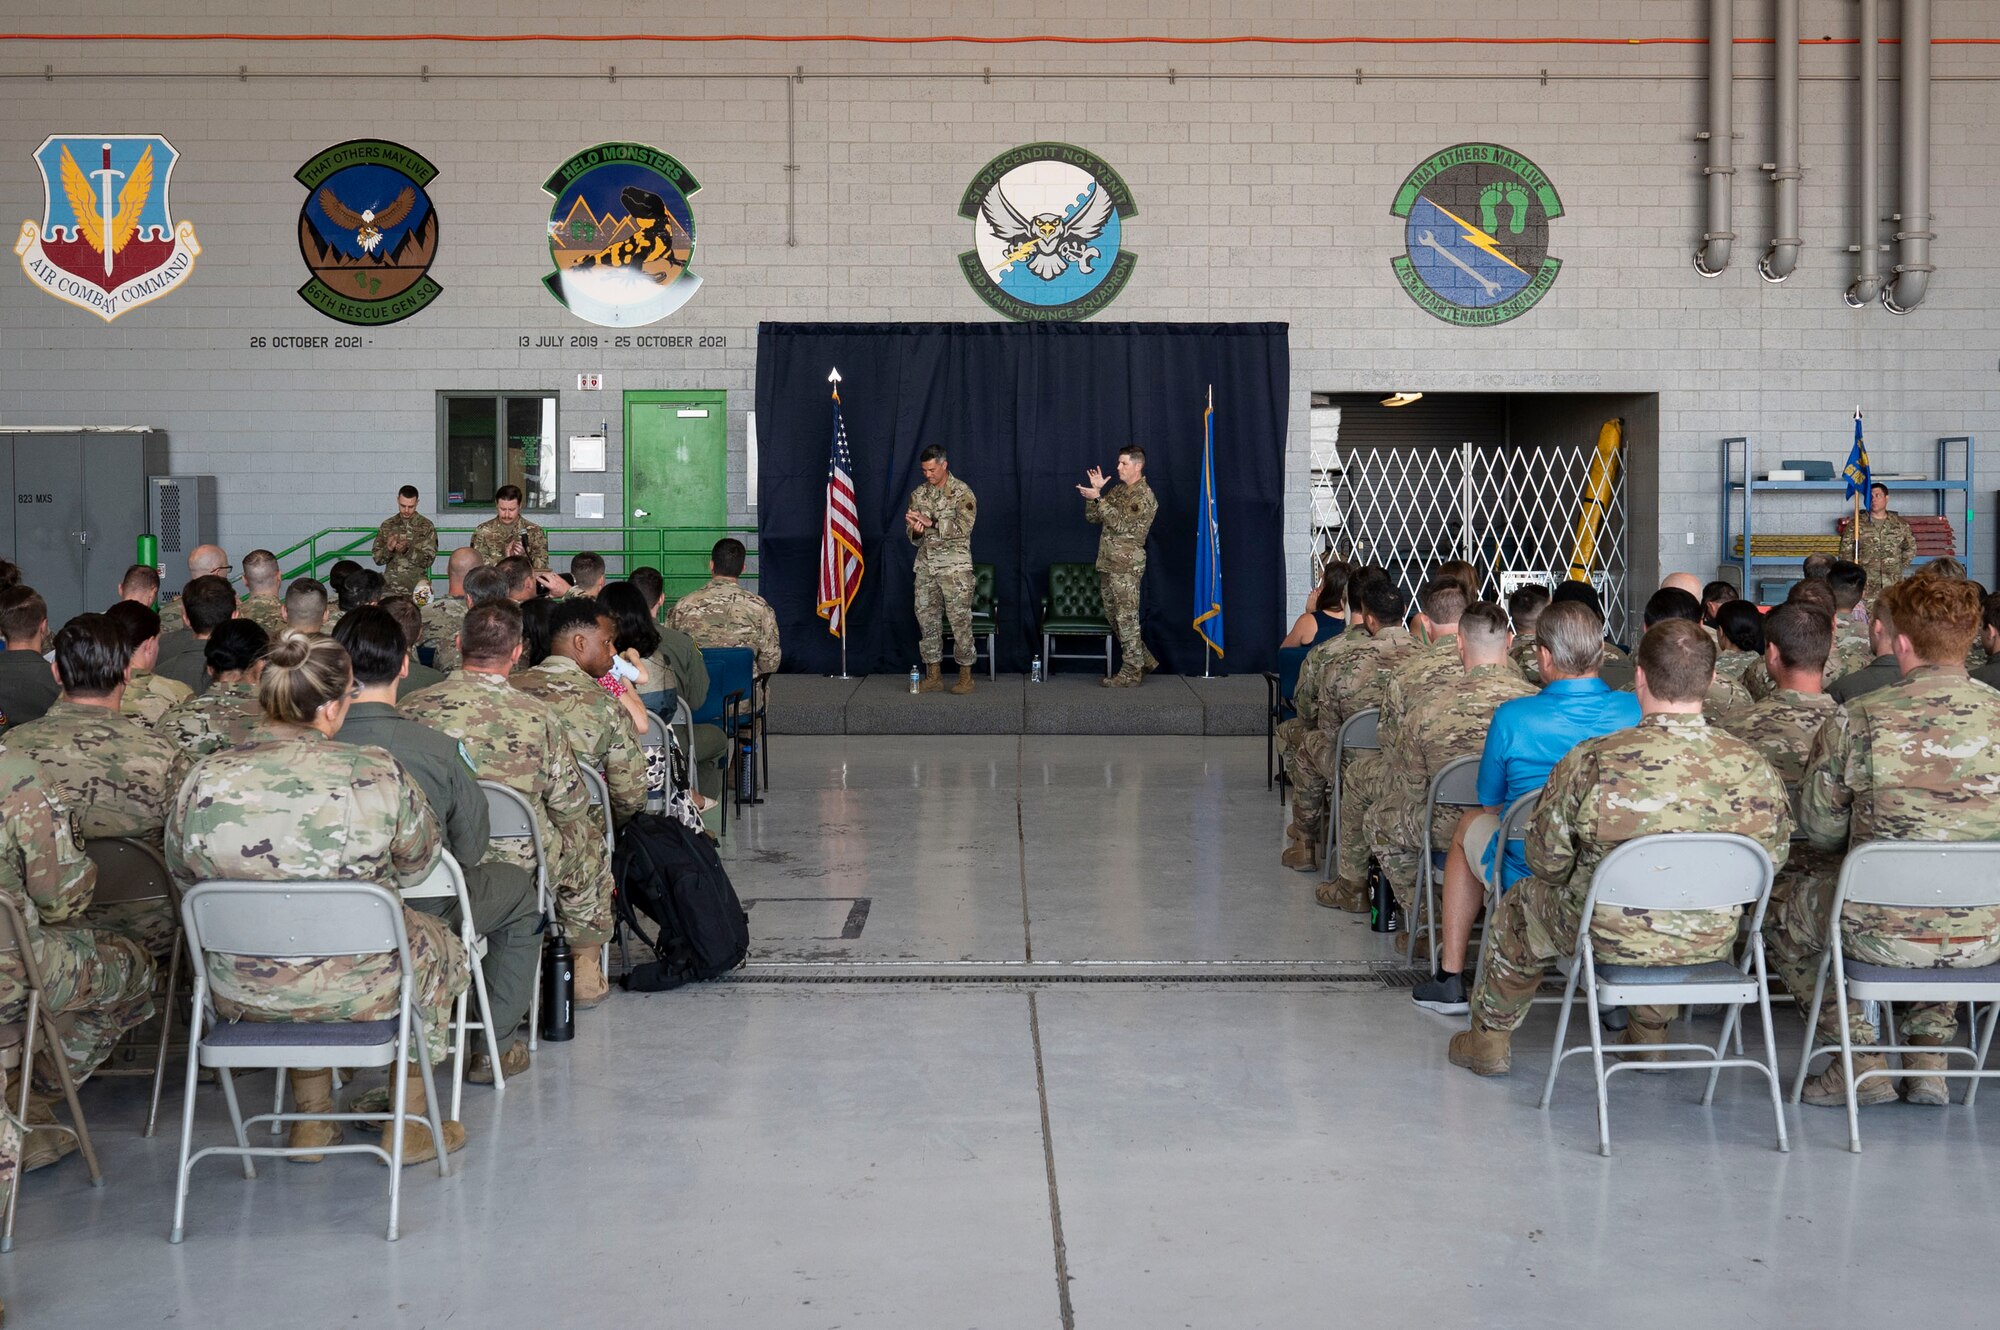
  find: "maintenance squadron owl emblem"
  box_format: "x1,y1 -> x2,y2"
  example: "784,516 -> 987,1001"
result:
958,142 -> 1137,322
295,139 -> 442,325
1391,142 -> 1563,327
14,134 -> 201,322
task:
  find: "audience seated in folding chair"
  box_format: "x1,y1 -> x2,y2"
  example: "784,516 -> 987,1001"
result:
1448,620 -> 1793,1077
1279,559 -> 1350,650
1505,583 -> 1551,682
3,613 -> 188,960
401,602 -> 616,1011
1780,575 -> 2000,1109
1275,566 -> 1379,799
1416,597 -> 1641,1016
105,598 -> 190,730
155,620 -> 270,759
628,568 -> 729,804
331,608 -> 541,1087
0,747 -> 156,1175
165,631 -> 469,1164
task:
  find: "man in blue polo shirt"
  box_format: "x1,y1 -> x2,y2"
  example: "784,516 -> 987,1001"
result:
1412,594 -> 1641,1013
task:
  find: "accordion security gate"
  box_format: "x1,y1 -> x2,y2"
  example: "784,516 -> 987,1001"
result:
1330,439 -> 1631,642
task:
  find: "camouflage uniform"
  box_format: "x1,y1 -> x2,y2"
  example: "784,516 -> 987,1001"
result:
1704,671 -> 1752,720
1286,626 -> 1415,848
1714,647 -> 1760,688
420,596 -> 469,673
1720,689 -> 1844,1023
2,700 -> 187,958
1792,667 -> 2000,1044
1853,512 -> 1916,595
906,475 -> 978,668
1509,631 -> 1542,684
1277,630 -> 1355,769
1365,662 -> 1536,912
167,728 -> 468,1064
372,512 -> 440,594
1469,713 -> 1793,1033
1086,477 -> 1157,677
667,577 -> 782,701
470,516 -> 549,571
156,680 -> 265,760
1830,614 -> 1873,682
120,670 -> 191,731
1333,634 -> 1463,885
0,751 -> 156,1093
237,593 -> 287,638
1597,641 -> 1638,692
0,1065 -> 18,1215
512,655 -> 648,830
401,670 -> 613,946
157,596 -> 186,638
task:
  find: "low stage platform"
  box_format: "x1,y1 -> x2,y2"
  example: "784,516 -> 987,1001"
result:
764,672 -> 1266,736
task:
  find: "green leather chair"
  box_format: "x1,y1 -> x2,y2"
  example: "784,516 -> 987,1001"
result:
971,562 -> 998,679
1039,562 -> 1113,674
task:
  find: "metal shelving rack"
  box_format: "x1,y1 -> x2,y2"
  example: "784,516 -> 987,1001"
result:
1720,435 -> 1975,602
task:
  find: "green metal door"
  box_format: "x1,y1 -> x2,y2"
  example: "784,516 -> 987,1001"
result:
623,390 -> 728,603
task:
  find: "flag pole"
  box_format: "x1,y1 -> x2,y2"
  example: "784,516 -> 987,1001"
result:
1204,384 -> 1215,680
829,366 -> 857,679
1852,405 -> 1862,564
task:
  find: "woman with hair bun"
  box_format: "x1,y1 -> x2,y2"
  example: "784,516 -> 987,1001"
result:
165,630 -> 470,1166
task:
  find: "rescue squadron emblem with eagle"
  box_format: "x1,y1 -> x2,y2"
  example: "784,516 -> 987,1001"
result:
315,184 -> 416,254
980,181 -> 1114,281
956,142 -> 1138,322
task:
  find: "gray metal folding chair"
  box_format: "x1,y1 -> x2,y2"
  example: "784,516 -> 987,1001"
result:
641,710 -> 674,812
402,852 -> 505,1119
170,880 -> 451,1244
575,764 -> 617,974
1536,833 -> 1787,1157
1411,756 -> 1484,966
1790,840 -> 2000,1152
1473,790 -> 1543,986
1323,708 -> 1381,883
0,893 -> 106,1252
479,781 -> 551,1052
84,836 -> 183,1138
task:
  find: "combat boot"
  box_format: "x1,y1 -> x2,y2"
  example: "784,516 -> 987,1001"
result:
1101,668 -> 1142,688
285,1068 -> 343,1163
467,1039 -> 531,1086
1448,1021 -> 1512,1076
1614,1013 -> 1671,1065
20,1095 -> 77,1172
1315,876 -> 1369,913
950,665 -> 975,695
1141,648 -> 1159,676
1280,828 -> 1319,872
574,944 -> 610,1008
917,665 -> 944,693
1903,1034 -> 1953,1106
380,1067 -> 466,1167
1801,1051 -> 1899,1107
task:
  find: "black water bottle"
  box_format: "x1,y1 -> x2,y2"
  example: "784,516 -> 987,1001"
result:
1368,862 -> 1402,935
541,932 -> 575,1043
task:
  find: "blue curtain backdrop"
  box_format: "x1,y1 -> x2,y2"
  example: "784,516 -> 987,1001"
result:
754,321 -> 1290,677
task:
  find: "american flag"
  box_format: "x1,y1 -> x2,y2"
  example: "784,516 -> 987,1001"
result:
817,380 -> 864,637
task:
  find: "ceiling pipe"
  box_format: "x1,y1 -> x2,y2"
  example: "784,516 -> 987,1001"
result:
1694,0 -> 1736,277
1845,0 -> 1884,306
1883,0 -> 1934,313
1759,0 -> 1802,280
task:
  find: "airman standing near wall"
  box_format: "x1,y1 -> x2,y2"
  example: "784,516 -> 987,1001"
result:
906,445 -> 979,695
1079,445 -> 1158,687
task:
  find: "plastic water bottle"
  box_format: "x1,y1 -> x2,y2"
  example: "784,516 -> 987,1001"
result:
909,665 -> 921,694
1031,656 -> 1043,684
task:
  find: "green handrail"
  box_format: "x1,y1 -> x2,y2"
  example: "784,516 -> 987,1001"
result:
273,524 -> 759,598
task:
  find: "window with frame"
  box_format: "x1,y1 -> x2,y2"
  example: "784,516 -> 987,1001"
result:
437,392 -> 558,511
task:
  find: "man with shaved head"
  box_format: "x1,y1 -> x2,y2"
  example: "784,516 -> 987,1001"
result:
420,547 -> 484,672
158,545 -> 231,637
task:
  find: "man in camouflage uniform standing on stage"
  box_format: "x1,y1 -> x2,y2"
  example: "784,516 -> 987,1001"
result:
1715,605 -> 1843,1033
372,486 -> 440,596
1279,573 -> 1414,904
1079,446 -> 1158,687
1365,601 -> 1534,926
1852,482 -> 1916,597
402,602 -> 612,1002
902,445 -> 978,695
471,484 -> 549,571
1790,576 -> 2000,1108
1449,621 -> 1792,1076
2,615 -> 188,960
0,746 -> 156,1171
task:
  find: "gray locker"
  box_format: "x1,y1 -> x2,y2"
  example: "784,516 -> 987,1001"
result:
149,475 -> 218,598
0,428 -> 167,628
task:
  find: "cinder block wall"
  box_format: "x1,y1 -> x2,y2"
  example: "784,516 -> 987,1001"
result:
1,2 -> 1994,607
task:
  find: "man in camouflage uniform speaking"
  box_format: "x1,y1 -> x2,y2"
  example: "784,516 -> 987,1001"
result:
372,485 -> 440,596
1789,575 -> 2000,1108
905,445 -> 979,695
1851,481 -> 1916,597
471,484 -> 550,571
1078,446 -> 1158,687
1449,620 -> 1793,1076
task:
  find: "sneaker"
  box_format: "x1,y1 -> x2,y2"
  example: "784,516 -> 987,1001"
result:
1412,971 -> 1469,1016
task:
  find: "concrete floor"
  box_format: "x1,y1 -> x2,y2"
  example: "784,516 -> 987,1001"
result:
12,737 -> 2000,1328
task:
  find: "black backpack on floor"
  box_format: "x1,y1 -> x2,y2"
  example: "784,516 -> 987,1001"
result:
612,812 -> 749,992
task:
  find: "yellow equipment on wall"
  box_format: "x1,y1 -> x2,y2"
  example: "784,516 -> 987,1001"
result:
1568,418 -> 1623,582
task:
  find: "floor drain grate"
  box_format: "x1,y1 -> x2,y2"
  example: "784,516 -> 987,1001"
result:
712,969 -> 1395,988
